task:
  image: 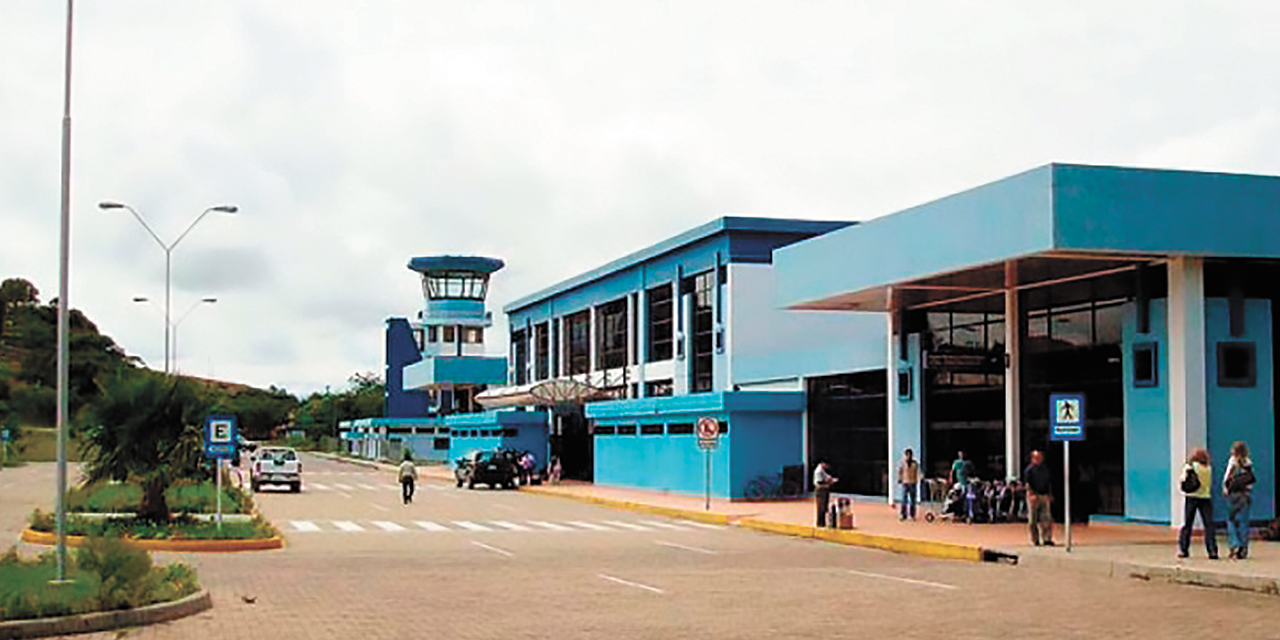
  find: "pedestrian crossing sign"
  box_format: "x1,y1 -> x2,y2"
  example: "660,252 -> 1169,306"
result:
1049,393 -> 1085,441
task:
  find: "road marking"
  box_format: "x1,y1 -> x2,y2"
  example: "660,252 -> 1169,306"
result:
333,520 -> 365,532
639,520 -> 692,531
845,569 -> 957,591
308,483 -> 330,491
358,483 -> 380,491
290,520 -> 321,532
676,521 -> 723,530
604,520 -> 654,531
372,520 -> 406,532
654,540 -> 716,555
598,574 -> 664,594
491,521 -> 532,531
453,521 -> 494,532
470,540 -> 514,557
333,483 -> 355,491
414,521 -> 449,532
336,492 -> 353,499
566,521 -> 612,531
527,521 -> 574,531
371,504 -> 390,512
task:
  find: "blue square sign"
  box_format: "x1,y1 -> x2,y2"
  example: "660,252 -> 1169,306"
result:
204,413 -> 239,459
1049,393 -> 1085,442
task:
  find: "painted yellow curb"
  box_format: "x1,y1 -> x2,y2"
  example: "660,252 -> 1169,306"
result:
20,528 -> 285,553
519,487 -> 733,526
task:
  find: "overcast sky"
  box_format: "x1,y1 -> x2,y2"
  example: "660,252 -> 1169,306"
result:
2,1 -> 1279,396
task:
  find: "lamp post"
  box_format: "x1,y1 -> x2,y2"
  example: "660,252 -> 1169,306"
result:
134,296 -> 216,375
52,0 -> 75,583
100,202 -> 236,374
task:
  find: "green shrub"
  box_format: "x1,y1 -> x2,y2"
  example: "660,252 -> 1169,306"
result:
28,509 -> 54,532
75,536 -> 152,610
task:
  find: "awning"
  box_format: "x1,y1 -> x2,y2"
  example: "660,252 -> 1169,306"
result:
475,378 -> 613,409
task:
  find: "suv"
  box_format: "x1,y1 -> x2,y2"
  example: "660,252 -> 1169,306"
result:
251,446 -> 302,493
457,450 -> 517,490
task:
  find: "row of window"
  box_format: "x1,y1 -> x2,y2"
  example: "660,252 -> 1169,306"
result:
453,428 -> 521,438
415,325 -> 485,350
1131,341 -> 1257,388
593,421 -> 728,436
423,272 -> 490,301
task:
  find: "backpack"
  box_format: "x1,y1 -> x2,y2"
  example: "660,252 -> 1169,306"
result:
1227,464 -> 1256,494
1180,466 -> 1201,494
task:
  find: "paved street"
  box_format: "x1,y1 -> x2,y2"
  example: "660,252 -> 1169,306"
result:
4,454 -> 1280,639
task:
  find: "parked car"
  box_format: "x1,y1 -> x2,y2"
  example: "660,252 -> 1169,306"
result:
456,450 -> 518,490
251,446 -> 302,493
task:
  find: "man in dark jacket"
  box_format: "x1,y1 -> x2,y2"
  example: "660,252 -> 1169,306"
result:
1024,450 -> 1054,546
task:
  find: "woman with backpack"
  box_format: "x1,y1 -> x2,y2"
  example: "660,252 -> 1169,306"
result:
1223,441 -> 1256,559
1178,448 -> 1218,559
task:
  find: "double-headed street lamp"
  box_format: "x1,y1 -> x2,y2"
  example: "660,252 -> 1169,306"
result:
133,296 -> 217,375
100,202 -> 236,374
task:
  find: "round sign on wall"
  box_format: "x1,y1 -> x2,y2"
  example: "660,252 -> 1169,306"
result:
695,417 -> 719,441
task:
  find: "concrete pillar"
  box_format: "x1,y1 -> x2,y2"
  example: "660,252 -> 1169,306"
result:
1004,262 -> 1021,480
885,304 -> 899,506
1167,257 -> 1208,528
637,289 -> 648,398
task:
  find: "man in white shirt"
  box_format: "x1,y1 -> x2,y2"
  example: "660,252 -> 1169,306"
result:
813,460 -> 837,527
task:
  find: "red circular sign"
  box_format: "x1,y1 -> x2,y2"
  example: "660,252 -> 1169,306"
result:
695,417 -> 719,440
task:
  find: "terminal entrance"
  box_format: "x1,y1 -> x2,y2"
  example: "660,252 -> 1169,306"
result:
551,408 -> 593,482
807,371 -> 887,496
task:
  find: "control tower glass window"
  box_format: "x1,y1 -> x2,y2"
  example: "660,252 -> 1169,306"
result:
423,271 -> 489,301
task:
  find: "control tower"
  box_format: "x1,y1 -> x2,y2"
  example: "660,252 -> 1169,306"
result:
385,256 -> 509,418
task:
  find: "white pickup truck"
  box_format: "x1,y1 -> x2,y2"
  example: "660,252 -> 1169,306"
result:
250,447 -> 302,493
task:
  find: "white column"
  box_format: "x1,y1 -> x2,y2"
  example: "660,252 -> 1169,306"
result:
588,307 -> 598,386
885,305 -> 899,506
1167,257 -> 1208,528
637,290 -> 648,397
625,294 -> 635,395
1004,263 -> 1021,480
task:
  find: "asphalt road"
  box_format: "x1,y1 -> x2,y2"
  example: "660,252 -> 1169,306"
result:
5,454 -> 1280,639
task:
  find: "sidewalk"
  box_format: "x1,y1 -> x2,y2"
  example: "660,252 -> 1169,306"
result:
519,480 -> 1280,595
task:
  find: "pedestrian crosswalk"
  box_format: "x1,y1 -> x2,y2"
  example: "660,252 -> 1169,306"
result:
286,518 -> 722,534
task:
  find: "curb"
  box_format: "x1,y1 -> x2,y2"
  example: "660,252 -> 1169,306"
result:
519,486 -> 985,560
0,588 -> 212,640
309,452 -> 389,471
1015,551 -> 1280,596
20,529 -> 285,553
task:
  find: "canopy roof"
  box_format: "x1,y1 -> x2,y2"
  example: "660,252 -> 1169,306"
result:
408,256 -> 505,275
475,378 -> 613,409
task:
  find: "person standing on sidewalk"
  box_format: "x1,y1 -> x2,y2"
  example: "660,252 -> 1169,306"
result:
897,448 -> 920,521
398,451 -> 418,505
813,460 -> 837,527
1178,448 -> 1218,559
1223,441 -> 1255,560
1024,450 -> 1054,547
949,451 -> 973,490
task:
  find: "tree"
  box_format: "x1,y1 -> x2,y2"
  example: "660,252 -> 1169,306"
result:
80,376 -> 209,522
0,278 -> 39,344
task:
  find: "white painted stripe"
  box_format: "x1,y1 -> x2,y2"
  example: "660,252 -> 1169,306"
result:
845,569 -> 957,591
358,483 -> 380,491
527,521 -> 574,531
372,520 -> 406,532
453,521 -> 494,532
603,520 -> 654,531
677,521 -> 723,530
336,492 -> 353,499
567,521 -> 612,531
333,484 -> 355,491
654,540 -> 716,555
371,504 -> 389,512
333,520 -> 364,532
639,520 -> 692,531
598,574 -> 664,594
308,483 -> 330,491
290,520 -> 321,532
414,521 -> 449,532
490,521 -> 532,531
470,540 -> 514,557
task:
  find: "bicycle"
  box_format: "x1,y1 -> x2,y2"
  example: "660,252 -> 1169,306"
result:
744,472 -> 802,499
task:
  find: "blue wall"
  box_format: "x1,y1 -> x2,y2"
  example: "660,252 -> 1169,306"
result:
891,334 -> 924,472
385,318 -> 431,418
728,412 -> 803,498
1205,298 -> 1275,522
594,421 -> 733,496
445,410 -> 550,468
1122,300 -> 1171,523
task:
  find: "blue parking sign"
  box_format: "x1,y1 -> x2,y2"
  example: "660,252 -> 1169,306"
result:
204,413 -> 239,459
1049,393 -> 1085,442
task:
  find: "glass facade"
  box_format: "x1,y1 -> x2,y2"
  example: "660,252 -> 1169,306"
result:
689,271 -> 715,393
808,371 -> 888,496
924,311 -> 1006,480
534,322 -> 549,381
596,299 -> 628,370
512,329 -> 528,385
646,284 -> 673,362
565,311 -> 591,375
423,271 -> 489,301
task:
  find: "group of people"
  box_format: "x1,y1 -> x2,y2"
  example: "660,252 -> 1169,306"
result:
1179,441 -> 1256,560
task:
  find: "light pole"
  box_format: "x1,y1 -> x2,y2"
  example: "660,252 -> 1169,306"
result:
100,202 -> 236,374
53,0 -> 75,583
134,296 -> 216,375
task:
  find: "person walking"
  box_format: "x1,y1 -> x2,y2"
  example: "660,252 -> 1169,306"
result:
1178,448 -> 1218,559
897,448 -> 920,521
1223,441 -> 1256,559
813,460 -> 838,528
1024,450 -> 1054,547
398,450 -> 418,505
949,450 -> 973,489
549,455 -> 562,484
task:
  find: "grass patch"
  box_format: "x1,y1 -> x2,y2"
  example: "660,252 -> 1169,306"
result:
0,543 -> 199,622
66,478 -> 252,515
29,510 -> 278,541
11,427 -> 83,463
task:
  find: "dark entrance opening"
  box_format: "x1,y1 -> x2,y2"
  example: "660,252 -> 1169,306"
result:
923,312 -> 1007,481
550,407 -> 593,481
807,371 -> 887,496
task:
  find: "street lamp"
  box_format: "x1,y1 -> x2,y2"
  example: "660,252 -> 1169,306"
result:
133,296 -> 217,375
100,201 -> 236,374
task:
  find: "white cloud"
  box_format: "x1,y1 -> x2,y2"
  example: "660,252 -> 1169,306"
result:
3,0 -> 1280,395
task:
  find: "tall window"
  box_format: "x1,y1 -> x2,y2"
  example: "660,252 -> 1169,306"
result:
534,322 -> 550,380
442,325 -> 456,343
512,329 -> 528,385
464,327 -> 484,344
689,271 -> 715,392
646,284 -> 673,362
427,326 -> 439,343
596,299 -> 628,370
565,311 -> 591,375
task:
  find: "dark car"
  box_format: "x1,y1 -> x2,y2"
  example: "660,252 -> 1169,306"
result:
457,450 -> 518,490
